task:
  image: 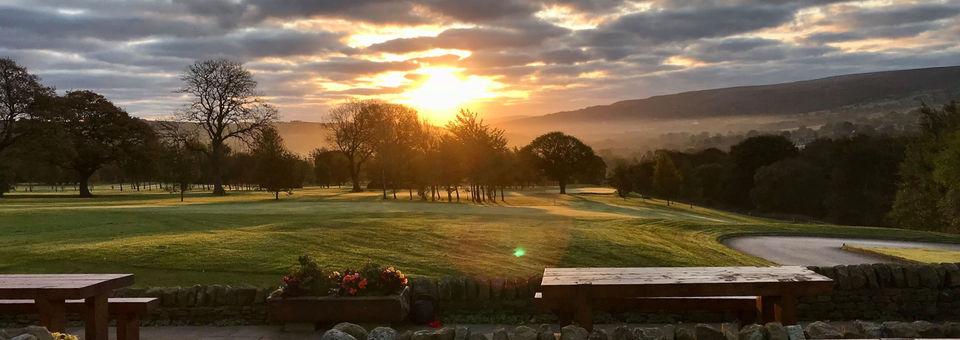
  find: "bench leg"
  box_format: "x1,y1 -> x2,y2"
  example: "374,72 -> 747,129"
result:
553,307 -> 574,326
573,285 -> 593,331
117,313 -> 141,340
85,294 -> 109,340
36,297 -> 67,333
759,296 -> 778,323
774,295 -> 797,325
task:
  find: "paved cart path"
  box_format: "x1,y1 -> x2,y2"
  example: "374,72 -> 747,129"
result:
723,236 -> 960,265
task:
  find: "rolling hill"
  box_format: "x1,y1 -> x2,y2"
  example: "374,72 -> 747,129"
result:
496,65 -> 960,148
519,66 -> 960,123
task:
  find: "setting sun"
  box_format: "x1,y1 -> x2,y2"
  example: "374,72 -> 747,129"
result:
399,67 -> 498,122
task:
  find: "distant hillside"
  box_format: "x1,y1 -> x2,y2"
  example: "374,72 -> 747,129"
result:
521,66 -> 960,123
146,120 -> 331,156
497,66 -> 960,147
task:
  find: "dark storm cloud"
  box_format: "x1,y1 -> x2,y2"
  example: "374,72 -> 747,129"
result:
540,49 -> 595,65
0,0 -> 956,120
544,0 -> 626,12
806,4 -> 960,43
461,51 -> 537,69
301,58 -> 419,78
0,5 -> 226,41
686,38 -> 835,63
139,29 -> 349,60
240,0 -> 428,25
369,23 -> 569,53
844,3 -> 960,27
590,4 -> 797,44
421,0 -> 539,22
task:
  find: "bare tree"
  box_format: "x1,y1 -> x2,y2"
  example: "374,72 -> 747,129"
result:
176,58 -> 277,195
327,100 -> 387,192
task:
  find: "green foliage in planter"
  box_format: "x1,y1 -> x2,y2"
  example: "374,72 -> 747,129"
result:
274,255 -> 408,298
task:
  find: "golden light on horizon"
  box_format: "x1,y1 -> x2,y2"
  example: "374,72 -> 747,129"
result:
398,66 -> 499,123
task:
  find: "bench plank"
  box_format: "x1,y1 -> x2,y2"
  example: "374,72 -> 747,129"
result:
0,298 -> 158,315
539,266 -> 833,330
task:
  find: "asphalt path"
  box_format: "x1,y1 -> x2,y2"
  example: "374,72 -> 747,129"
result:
723,236 -> 960,265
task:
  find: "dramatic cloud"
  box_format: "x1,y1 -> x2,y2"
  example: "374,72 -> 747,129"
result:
0,0 -> 956,122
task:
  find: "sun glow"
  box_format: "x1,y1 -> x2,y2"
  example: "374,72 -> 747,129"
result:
399,67 -> 498,122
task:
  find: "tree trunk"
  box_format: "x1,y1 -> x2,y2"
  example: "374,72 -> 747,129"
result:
380,168 -> 387,199
275,191 -> 279,200
79,171 -> 94,198
349,160 -> 362,192
210,144 -> 226,196
559,178 -> 567,194
455,186 -> 460,202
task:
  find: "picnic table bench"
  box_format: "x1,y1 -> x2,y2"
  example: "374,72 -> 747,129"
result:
0,274 -> 135,340
538,266 -> 833,330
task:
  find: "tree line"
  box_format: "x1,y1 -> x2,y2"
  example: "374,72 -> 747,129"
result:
0,57 -> 605,200
609,101 -> 960,232
322,100 -> 605,202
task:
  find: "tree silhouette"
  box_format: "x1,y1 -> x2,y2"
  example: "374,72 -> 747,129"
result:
328,100 -> 387,192
253,127 -> 303,200
176,58 -> 277,196
0,58 -> 53,195
522,131 -> 600,194
653,151 -> 682,205
34,91 -> 154,197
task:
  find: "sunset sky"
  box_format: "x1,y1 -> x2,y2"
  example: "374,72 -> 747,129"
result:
1,0 -> 958,123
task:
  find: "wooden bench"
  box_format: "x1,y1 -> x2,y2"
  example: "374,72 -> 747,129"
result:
0,298 -> 158,340
534,292 -> 759,323
539,267 -> 833,330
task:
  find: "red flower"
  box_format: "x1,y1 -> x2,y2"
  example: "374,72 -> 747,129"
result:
429,320 -> 442,328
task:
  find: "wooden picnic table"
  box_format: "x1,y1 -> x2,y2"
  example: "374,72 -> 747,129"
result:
540,266 -> 833,330
0,274 -> 134,340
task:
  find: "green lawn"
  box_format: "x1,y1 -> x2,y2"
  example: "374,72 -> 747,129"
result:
1,186 -> 957,287
841,244 -> 960,263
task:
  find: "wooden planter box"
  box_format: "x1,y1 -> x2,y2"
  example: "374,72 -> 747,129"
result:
267,286 -> 411,324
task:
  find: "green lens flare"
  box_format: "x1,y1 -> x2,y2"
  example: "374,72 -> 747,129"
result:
513,247 -> 526,257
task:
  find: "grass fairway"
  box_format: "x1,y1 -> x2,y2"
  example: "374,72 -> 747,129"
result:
842,244 -> 960,263
2,186 -> 958,287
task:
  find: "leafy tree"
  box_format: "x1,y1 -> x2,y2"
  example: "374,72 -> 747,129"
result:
751,159 -> 826,216
446,109 -> 507,202
693,163 -> 727,205
817,136 -> 905,225
368,103 -> 422,199
252,127 -> 303,199
310,148 -> 350,188
328,99 -> 388,192
522,131 -> 602,194
608,159 -> 636,198
726,135 -> 798,208
653,151 -> 682,205
176,58 -> 278,195
0,57 -> 53,195
35,91 -> 154,197
158,125 -> 204,201
890,101 -> 960,231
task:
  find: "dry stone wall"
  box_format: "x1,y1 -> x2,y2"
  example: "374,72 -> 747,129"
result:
2,263 -> 960,326
799,263 -> 960,321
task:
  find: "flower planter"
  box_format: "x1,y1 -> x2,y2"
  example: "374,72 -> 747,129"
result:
267,286 -> 411,324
